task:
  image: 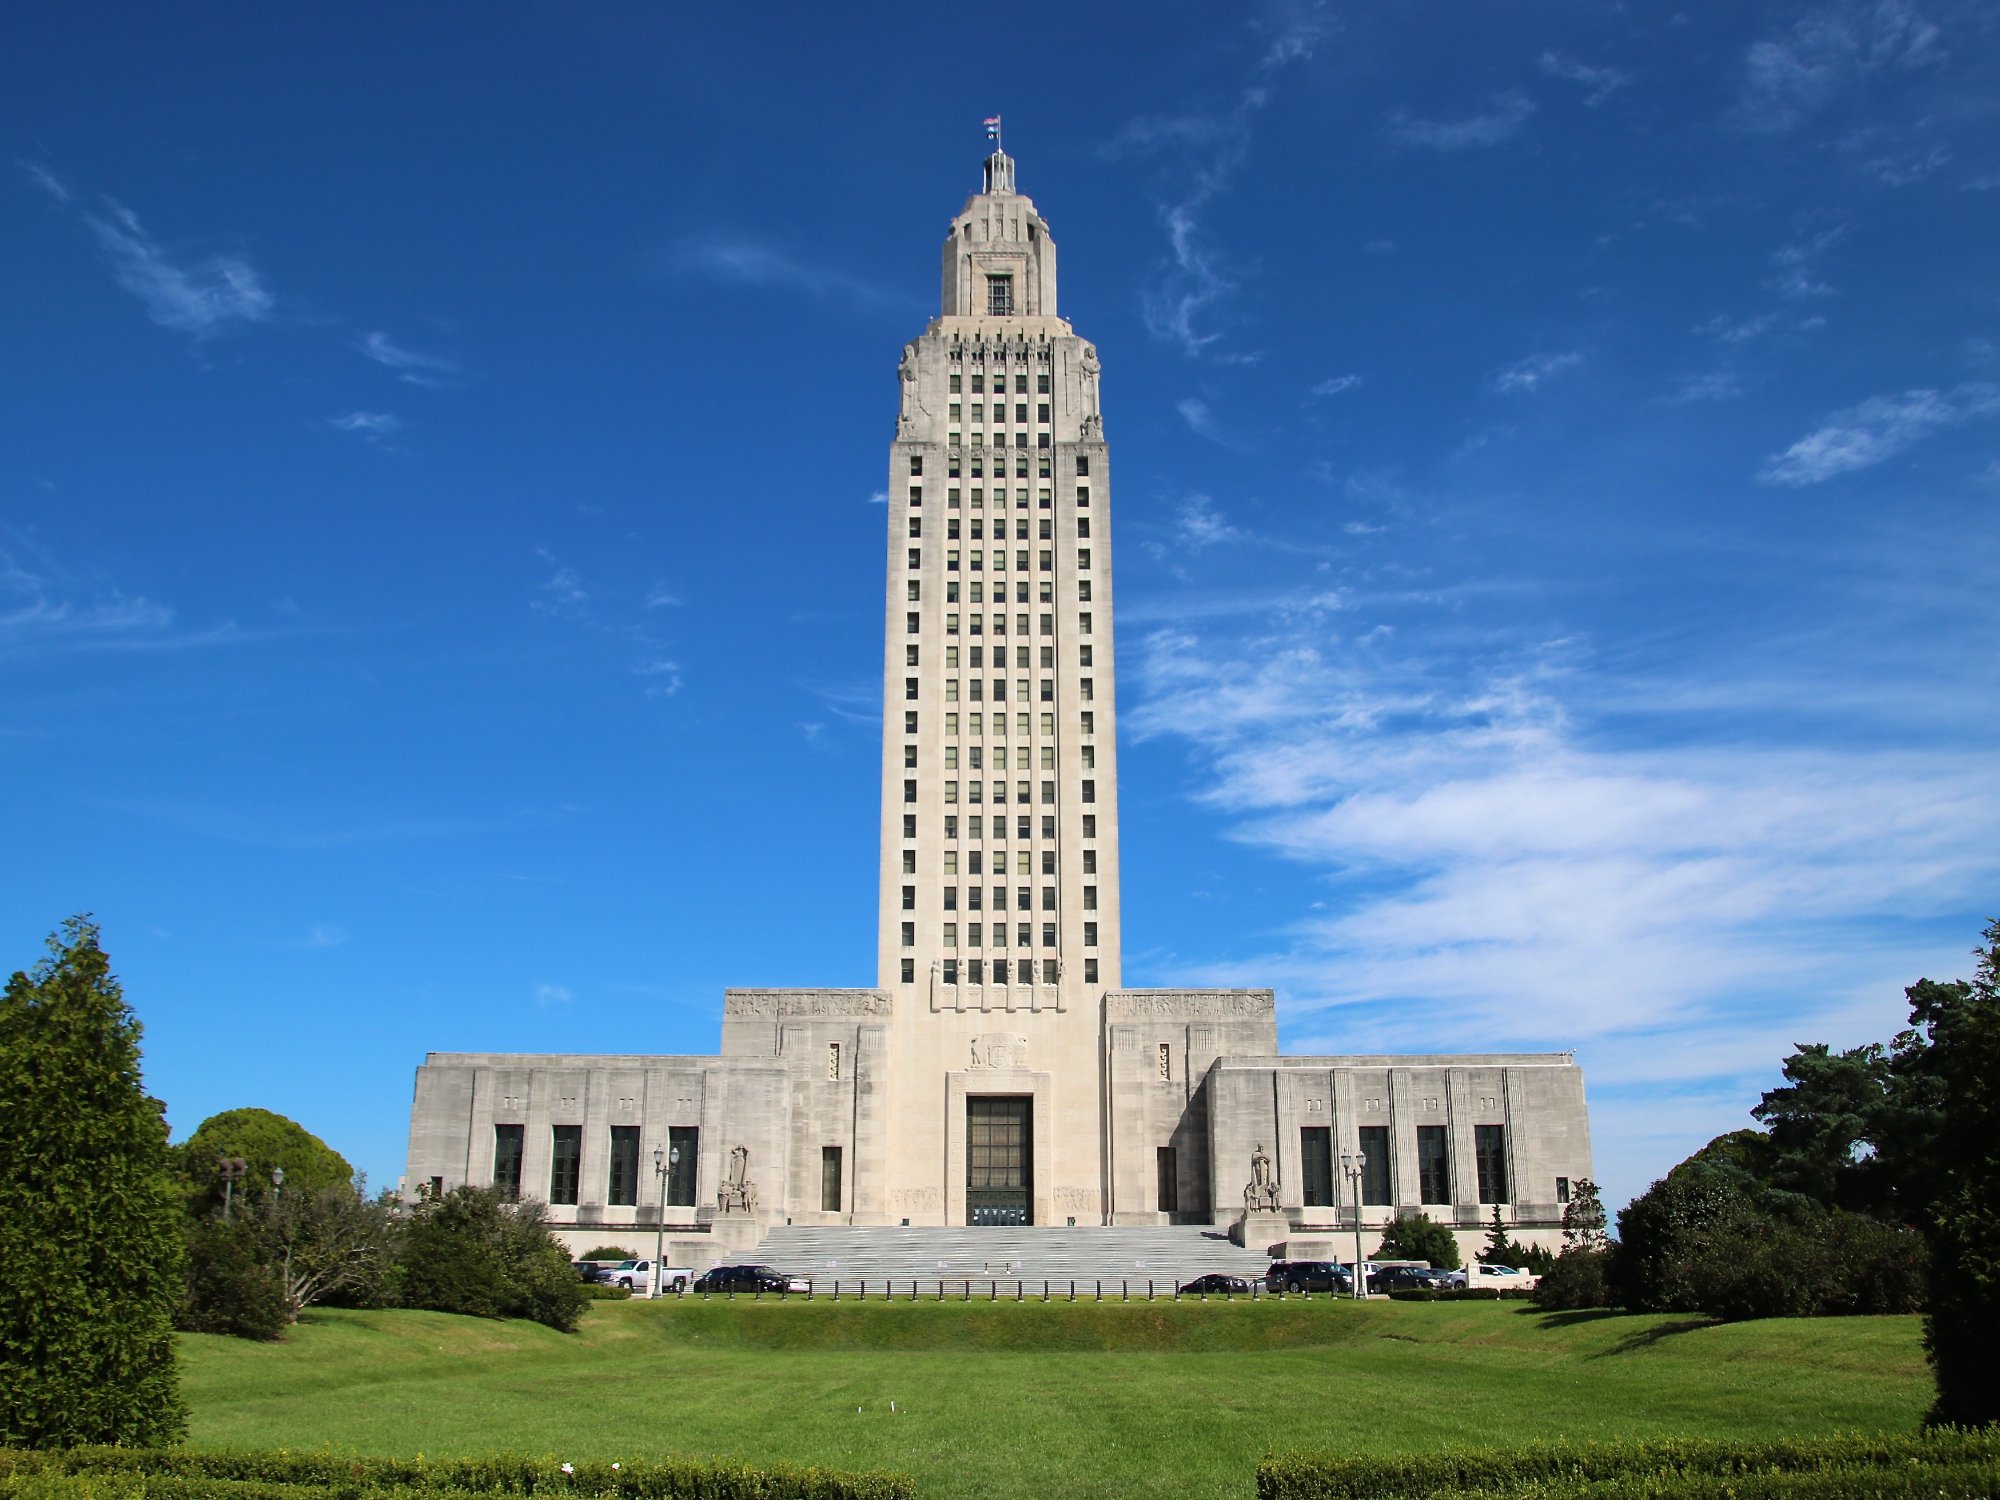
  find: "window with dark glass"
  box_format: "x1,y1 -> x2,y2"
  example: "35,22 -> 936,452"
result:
549,1124 -> 581,1206
667,1125 -> 698,1205
1358,1125 -> 1392,1205
1301,1126 -> 1333,1207
607,1125 -> 641,1207
1157,1146 -> 1179,1213
492,1123 -> 524,1198
1475,1124 -> 1510,1204
821,1146 -> 843,1212
1417,1125 -> 1450,1204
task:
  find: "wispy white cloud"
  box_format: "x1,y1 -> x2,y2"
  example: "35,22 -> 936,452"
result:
327,411 -> 402,443
1768,227 -> 1846,300
644,582 -> 683,609
1732,1 -> 1947,134
1662,371 -> 1747,405
866,490 -> 888,505
1387,91 -> 1536,152
1310,374 -> 1362,397
534,983 -> 574,1006
1759,382 -> 2000,485
357,330 -> 461,387
1175,494 -> 1241,550
1177,396 -> 1246,448
668,237 -> 914,313
1491,351 -> 1583,395
1538,51 -> 1632,107
27,164 -> 274,337
633,657 -> 683,697
0,533 -> 233,658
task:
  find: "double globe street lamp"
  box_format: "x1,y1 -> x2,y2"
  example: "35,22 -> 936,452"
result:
1340,1148 -> 1367,1299
650,1144 -> 680,1298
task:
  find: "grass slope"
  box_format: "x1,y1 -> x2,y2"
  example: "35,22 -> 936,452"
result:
179,1299 -> 1929,1500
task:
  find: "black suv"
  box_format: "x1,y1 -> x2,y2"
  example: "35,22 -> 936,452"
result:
1264,1260 -> 1352,1294
692,1264 -> 791,1294
1368,1265 -> 1447,1294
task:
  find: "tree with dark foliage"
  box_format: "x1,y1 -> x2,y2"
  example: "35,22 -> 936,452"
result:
0,919 -> 186,1446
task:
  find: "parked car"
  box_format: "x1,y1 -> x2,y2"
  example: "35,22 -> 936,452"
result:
606,1259 -> 690,1293
1178,1273 -> 1254,1295
1264,1260 -> 1352,1294
692,1263 -> 805,1294
1368,1264 -> 1448,1294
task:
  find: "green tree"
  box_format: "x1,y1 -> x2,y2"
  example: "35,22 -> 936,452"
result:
1902,919 -> 2000,1429
268,1185 -> 400,1320
1752,1042 -> 1895,1215
179,1213 -> 289,1340
1373,1211 -> 1462,1270
1561,1179 -> 1608,1253
174,1107 -> 354,1215
0,918 -> 187,1446
399,1185 -> 588,1331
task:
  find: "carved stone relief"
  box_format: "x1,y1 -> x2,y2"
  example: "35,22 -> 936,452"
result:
968,1032 -> 1030,1071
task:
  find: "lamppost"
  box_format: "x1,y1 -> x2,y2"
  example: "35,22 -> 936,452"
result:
651,1144 -> 679,1298
1340,1149 -> 1366,1299
271,1166 -> 285,1202
218,1156 -> 248,1220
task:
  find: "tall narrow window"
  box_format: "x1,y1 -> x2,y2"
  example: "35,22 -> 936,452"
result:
1358,1125 -> 1392,1206
1157,1146 -> 1179,1214
667,1125 -> 698,1206
987,275 -> 1014,315
608,1125 -> 640,1207
821,1146 -> 843,1212
1301,1126 -> 1333,1208
1417,1125 -> 1450,1204
1157,1042 -> 1171,1080
1475,1124 -> 1510,1204
492,1123 -> 524,1198
827,1042 -> 841,1081
549,1124 -> 581,1206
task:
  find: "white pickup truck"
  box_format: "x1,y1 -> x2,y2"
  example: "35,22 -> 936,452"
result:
1471,1263 -> 1540,1290
606,1259 -> 692,1294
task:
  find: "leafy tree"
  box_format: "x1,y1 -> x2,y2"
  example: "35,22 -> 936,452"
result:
1373,1211 -> 1461,1271
1476,1206 -> 1555,1273
1532,1246 -> 1615,1310
399,1185 -> 588,1331
1611,1152 -> 1759,1313
580,1245 -> 639,1261
0,918 -> 186,1446
174,1108 -> 354,1215
179,1214 -> 289,1340
1561,1179 -> 1609,1253
1752,1042 -> 1895,1216
267,1185 -> 400,1319
1902,919 -> 2000,1429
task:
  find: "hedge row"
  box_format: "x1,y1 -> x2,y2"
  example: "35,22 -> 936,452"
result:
0,1449 -> 913,1500
1256,1432 -> 2000,1500
1385,1288 -> 1535,1303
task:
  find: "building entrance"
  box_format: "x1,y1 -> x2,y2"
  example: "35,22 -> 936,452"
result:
966,1095 -> 1032,1225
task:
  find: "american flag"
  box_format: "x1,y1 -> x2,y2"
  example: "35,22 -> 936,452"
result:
984,115 -> 1002,138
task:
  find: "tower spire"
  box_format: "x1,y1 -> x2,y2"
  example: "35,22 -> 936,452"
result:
982,115 -> 1014,194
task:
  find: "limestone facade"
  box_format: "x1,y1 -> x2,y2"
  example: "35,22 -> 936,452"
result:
400,147 -> 1593,1263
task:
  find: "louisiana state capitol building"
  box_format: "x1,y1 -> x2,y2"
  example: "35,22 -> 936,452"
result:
403,144 -> 1593,1264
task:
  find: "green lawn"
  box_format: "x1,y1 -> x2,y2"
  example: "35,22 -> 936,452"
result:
178,1297 -> 1931,1500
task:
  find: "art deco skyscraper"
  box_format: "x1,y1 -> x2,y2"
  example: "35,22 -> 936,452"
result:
876,145 -> 1122,1015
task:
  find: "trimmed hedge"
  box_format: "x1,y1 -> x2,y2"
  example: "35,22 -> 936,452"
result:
1385,1288 -> 1534,1302
1256,1432 -> 2000,1500
0,1448 -> 913,1500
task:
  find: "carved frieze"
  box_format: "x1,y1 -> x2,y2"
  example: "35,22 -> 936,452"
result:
1103,991 -> 1274,1021
967,1032 -> 1030,1071
724,990 -> 893,1019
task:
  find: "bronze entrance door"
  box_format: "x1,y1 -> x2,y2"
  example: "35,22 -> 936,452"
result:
966,1095 -> 1032,1225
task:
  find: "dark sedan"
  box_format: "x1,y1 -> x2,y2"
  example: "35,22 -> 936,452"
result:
1264,1260 -> 1352,1294
692,1264 -> 796,1294
1368,1264 -> 1449,1294
1178,1274 -> 1255,1295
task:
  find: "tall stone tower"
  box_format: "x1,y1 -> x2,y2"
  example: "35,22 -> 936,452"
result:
873,144 -> 1124,1224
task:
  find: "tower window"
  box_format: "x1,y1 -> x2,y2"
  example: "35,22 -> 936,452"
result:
987,276 -> 1014,315
1076,456 -> 1091,476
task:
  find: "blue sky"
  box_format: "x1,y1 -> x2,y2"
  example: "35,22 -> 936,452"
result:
5,2 -> 1996,1217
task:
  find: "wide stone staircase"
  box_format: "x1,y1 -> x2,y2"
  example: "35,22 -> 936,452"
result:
739,1225 -> 1274,1291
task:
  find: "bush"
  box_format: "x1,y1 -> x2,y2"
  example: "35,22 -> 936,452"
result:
1385,1287 -> 1533,1302
583,1283 -> 633,1300
579,1245 -> 637,1262
398,1186 -> 588,1332
1256,1431 -> 2000,1500
1532,1246 -> 1615,1311
0,1445 -> 916,1500
1699,1206 -> 1926,1321
0,918 -> 186,1447
177,1214 -> 288,1340
1372,1211 -> 1461,1271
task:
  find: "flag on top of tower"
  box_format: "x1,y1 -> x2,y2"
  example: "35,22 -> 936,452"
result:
984,115 -> 1002,138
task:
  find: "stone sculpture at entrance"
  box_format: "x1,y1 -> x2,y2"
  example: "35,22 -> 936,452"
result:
718,1143 -> 758,1214
1243,1143 -> 1280,1213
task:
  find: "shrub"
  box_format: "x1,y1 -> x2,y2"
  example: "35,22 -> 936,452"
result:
1532,1246 -> 1615,1311
398,1186 -> 588,1332
0,918 -> 186,1447
177,1213 -> 288,1340
1699,1205 -> 1926,1321
1372,1211 -> 1461,1271
579,1245 -> 637,1262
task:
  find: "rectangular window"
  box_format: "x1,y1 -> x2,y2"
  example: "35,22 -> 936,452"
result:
900,921 -> 914,948
1080,745 -> 1094,769
1077,548 -> 1090,569
1082,814 -> 1096,838
1081,779 -> 1096,803
987,275 -> 1014,315
1041,922 -> 1056,947
1037,372 -> 1050,393
944,886 -> 957,910
1039,550 -> 1053,572
943,923 -> 957,948
1475,1124 -> 1510,1204
1157,1146 -> 1179,1213
901,884 -> 915,910
1041,886 -> 1056,910
1077,518 -> 1091,538
667,1125 -> 698,1206
1556,1176 -> 1572,1204
1359,1125 -> 1392,1206
900,846 -> 915,874
1084,957 -> 1098,983
1083,885 -> 1097,910
1080,678 -> 1093,702
910,455 -> 924,475
967,959 -> 984,984
1301,1126 -> 1333,1208
821,1146 -> 843,1213
905,677 -> 918,700
900,957 -> 915,983
903,814 -> 917,837
549,1124 -> 581,1206
1078,580 -> 1092,601
942,959 -> 958,984
1417,1126 -> 1450,1204
493,1124 -> 524,1197
1082,849 -> 1096,874
967,921 -> 982,947
1083,921 -> 1097,946
607,1125 -> 640,1207
908,549 -> 921,569
1042,957 -> 1058,984
1076,456 -> 1091,476
904,778 -> 916,803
